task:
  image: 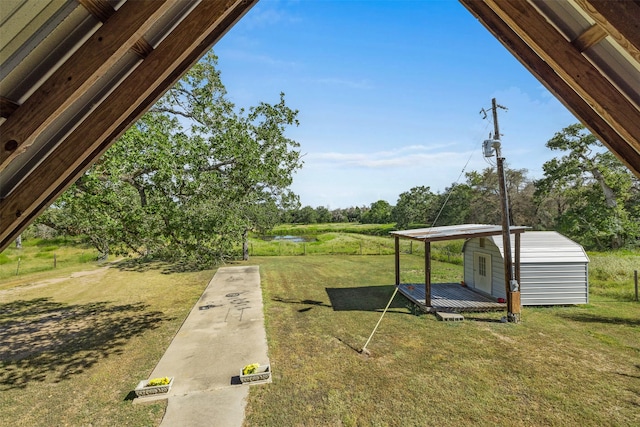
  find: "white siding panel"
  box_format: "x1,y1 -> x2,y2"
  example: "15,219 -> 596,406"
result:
520,262 -> 588,305
463,239 -> 478,287
463,231 -> 589,306
490,242 -> 506,299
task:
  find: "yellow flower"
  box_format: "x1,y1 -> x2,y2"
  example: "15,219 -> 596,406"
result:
242,363 -> 260,375
147,377 -> 170,386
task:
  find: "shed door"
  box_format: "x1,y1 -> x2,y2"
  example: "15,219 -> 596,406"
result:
474,252 -> 492,294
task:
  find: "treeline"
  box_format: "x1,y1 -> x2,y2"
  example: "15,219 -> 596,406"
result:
282,124 -> 640,251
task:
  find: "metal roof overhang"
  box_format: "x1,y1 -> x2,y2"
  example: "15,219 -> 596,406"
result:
460,0 -> 640,176
0,0 -> 257,249
391,224 -> 529,243
0,0 -> 638,251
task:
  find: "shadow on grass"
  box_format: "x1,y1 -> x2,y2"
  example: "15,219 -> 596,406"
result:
463,315 -> 506,323
0,297 -> 167,391
616,364 -> 640,380
272,296 -> 331,312
555,311 -> 640,327
325,285 -> 409,313
590,292 -> 639,303
113,257 -> 229,274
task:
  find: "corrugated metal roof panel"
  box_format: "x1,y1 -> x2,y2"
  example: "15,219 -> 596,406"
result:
391,224 -> 528,242
490,231 -> 589,263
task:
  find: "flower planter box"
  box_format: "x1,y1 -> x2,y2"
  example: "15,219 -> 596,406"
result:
134,377 -> 174,397
240,365 -> 270,383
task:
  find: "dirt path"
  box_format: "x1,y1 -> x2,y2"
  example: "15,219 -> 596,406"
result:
0,265 -> 113,297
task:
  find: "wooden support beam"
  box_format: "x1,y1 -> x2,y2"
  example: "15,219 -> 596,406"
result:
460,0 -> 640,177
0,0 -> 258,249
132,39 -> 154,59
78,0 -> 155,59
482,0 -> 640,156
425,241 -> 431,307
572,24 -> 607,53
575,0 -> 640,62
77,0 -> 114,22
510,232 -> 522,321
394,236 -> 400,286
0,0 -> 177,170
515,232 -> 521,285
0,97 -> 19,119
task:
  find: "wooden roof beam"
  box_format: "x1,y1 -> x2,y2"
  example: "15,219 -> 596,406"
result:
0,96 -> 19,119
77,0 -> 115,22
393,229 -> 526,243
0,0 -> 258,250
482,0 -> 640,152
460,0 -> 640,177
572,24 -> 607,53
78,0 -> 154,59
0,0 -> 177,170
575,0 -> 640,62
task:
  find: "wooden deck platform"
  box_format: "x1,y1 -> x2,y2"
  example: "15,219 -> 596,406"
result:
397,283 -> 506,313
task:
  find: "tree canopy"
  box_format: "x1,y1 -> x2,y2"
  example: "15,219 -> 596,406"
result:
392,186 -> 436,229
535,124 -> 639,249
41,52 -> 302,264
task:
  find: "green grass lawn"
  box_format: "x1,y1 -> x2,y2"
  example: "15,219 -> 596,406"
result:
0,240 -> 638,426
0,236 -> 100,282
0,260 -> 214,427
244,255 -> 639,426
248,231 -> 464,265
267,222 -> 397,236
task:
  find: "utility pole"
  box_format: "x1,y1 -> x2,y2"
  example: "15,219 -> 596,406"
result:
488,98 -> 521,323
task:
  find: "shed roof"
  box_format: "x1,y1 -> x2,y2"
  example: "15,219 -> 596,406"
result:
487,231 -> 590,264
391,224 -> 528,243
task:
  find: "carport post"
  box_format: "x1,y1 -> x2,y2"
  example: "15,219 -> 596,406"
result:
394,236 -> 400,286
515,233 -> 521,284
425,241 -> 431,307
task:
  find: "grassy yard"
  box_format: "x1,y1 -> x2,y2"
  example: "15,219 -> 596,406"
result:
0,236 -> 100,281
249,232 -> 464,265
0,259 -> 214,427
0,239 -> 638,426
244,255 -> 639,426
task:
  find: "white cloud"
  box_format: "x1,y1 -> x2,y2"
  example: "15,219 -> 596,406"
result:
241,3 -> 301,29
308,144 -> 464,169
219,49 -> 299,69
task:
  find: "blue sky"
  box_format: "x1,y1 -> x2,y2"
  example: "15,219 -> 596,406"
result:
214,0 -> 578,209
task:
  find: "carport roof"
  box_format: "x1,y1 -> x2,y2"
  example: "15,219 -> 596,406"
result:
391,224 -> 529,243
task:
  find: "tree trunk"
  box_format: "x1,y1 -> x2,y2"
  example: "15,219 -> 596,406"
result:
242,228 -> 249,261
590,166 -> 617,208
96,239 -> 109,262
15,234 -> 22,249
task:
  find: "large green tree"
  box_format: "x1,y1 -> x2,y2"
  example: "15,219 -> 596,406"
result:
41,52 -> 302,263
535,124 -> 639,249
465,166 -> 534,226
432,183 -> 473,226
361,200 -> 393,224
392,186 -> 436,228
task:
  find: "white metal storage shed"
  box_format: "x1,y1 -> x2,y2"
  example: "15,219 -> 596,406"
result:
463,231 -> 589,305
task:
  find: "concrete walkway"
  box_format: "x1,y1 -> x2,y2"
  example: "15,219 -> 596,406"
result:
134,265 -> 270,426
